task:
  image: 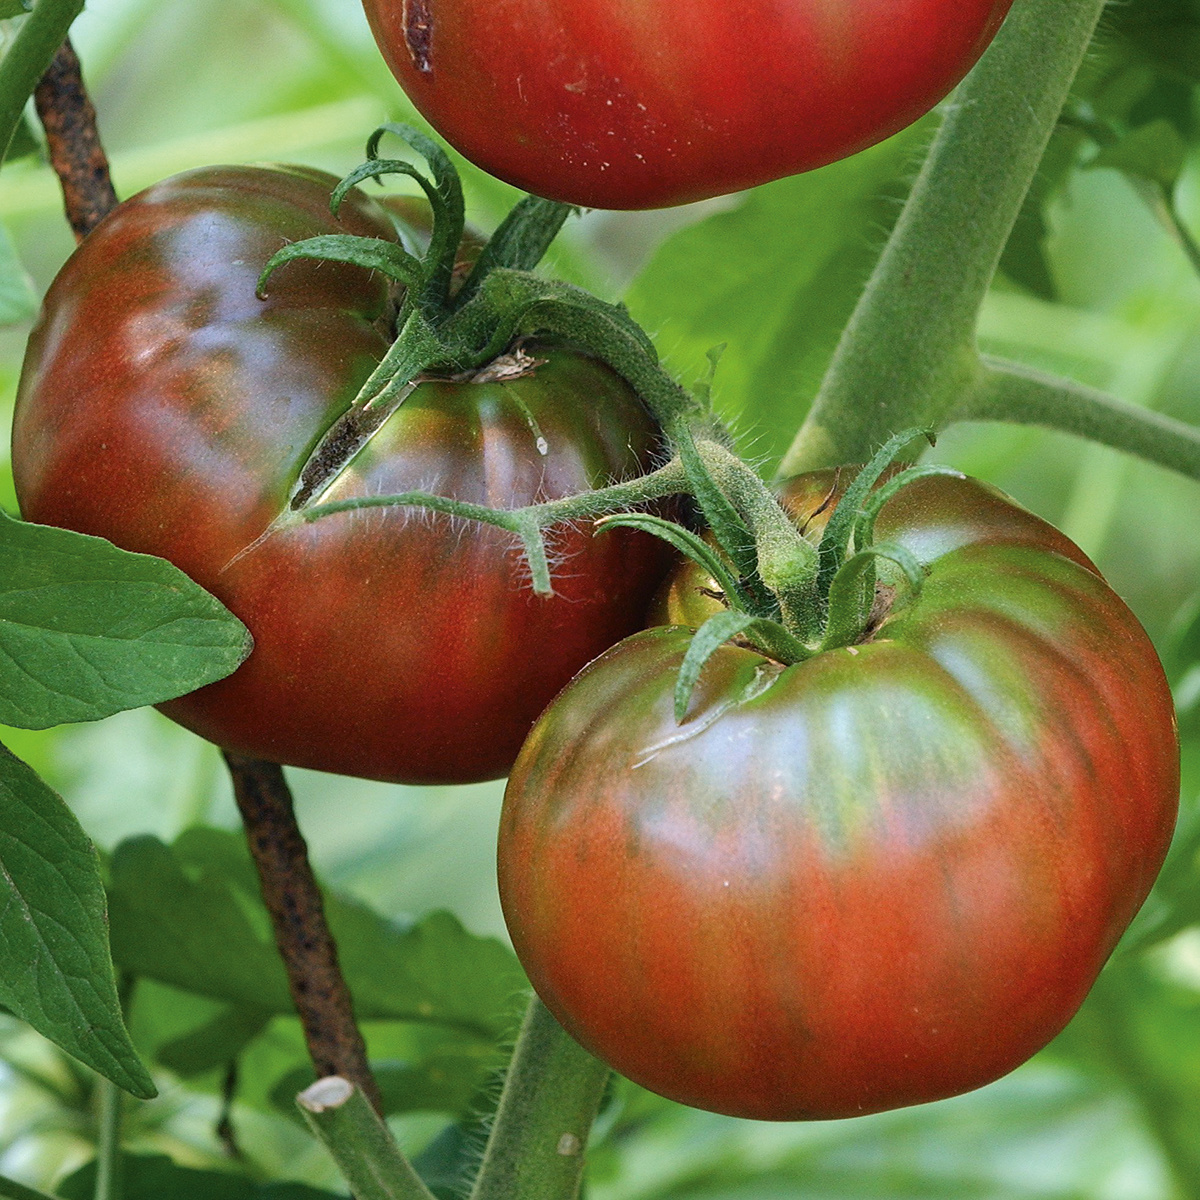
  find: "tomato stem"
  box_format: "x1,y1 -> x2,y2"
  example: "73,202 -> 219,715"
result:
691,437 -> 820,640
950,357 -> 1200,482
32,39 -> 117,241
224,755 -> 384,1111
93,1075 -> 122,1200
779,0 -> 1111,473
298,458 -> 690,596
468,998 -> 609,1200
0,0 -> 85,166
297,1077 -> 436,1200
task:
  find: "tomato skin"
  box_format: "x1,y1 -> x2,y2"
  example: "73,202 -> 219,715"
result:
498,473 -> 1179,1120
12,166 -> 670,784
362,0 -> 1013,210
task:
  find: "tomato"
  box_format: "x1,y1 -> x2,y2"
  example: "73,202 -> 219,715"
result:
361,0 -> 1014,210
12,165 -> 670,785
498,470 -> 1179,1119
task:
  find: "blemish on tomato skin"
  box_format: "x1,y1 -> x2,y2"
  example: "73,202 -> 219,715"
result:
403,0 -> 433,71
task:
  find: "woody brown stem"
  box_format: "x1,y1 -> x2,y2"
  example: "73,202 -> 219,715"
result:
224,753 -> 383,1113
32,36 -> 116,239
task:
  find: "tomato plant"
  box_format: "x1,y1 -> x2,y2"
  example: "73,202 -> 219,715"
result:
11,164 -> 671,784
6,1 -> 1200,1197
498,470 -> 1180,1120
361,0 -> 1014,209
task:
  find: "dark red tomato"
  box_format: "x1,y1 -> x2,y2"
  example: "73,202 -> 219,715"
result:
498,471 -> 1179,1119
362,0 -> 1013,210
12,165 -> 670,785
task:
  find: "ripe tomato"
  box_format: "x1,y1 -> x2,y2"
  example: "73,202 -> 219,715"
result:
498,471 -> 1179,1119
362,0 -> 1013,209
13,165 -> 670,785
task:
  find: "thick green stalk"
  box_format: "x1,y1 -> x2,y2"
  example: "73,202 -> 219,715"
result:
955,357 -> 1200,481
694,438 -> 819,637
0,0 -> 84,162
469,999 -> 610,1200
779,0 -> 1109,474
297,1077 -> 435,1200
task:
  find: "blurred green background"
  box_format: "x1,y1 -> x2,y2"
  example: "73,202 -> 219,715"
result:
5,0 -> 1200,1196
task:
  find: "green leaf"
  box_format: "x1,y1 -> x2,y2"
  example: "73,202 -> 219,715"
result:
0,0 -> 31,17
1103,0 -> 1200,84
58,1154 -> 344,1200
2,112 -> 39,164
107,828 -> 526,1036
408,1122 -> 477,1200
155,1002 -> 274,1077
998,123 -> 1080,300
0,220 -> 36,325
625,118 -> 933,469
1087,119 -> 1187,189
0,511 -> 252,729
0,743 -> 154,1097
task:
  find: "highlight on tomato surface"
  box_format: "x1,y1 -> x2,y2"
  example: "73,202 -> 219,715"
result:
11,156 -> 674,785
497,466 -> 1180,1120
362,0 -> 1015,209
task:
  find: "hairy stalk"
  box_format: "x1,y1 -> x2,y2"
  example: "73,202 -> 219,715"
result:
780,0 -> 1110,473
0,0 -> 84,163
301,457 -> 687,528
33,38 -> 116,239
224,754 -> 383,1114
297,1078 -> 435,1200
469,999 -> 610,1200
694,438 -> 818,637
954,357 -> 1200,481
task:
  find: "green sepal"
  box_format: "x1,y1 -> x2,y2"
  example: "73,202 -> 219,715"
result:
442,268 -> 658,366
814,427 -> 934,602
353,306 -> 444,411
595,512 -> 752,612
852,463 -> 965,550
365,123 -> 467,313
256,234 -> 423,298
1086,118 -> 1186,191
675,610 -> 809,723
331,158 -> 441,221
455,195 -> 576,309
821,541 -> 926,651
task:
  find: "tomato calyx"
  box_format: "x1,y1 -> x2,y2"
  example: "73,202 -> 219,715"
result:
599,428 -> 969,721
251,124 -> 712,552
